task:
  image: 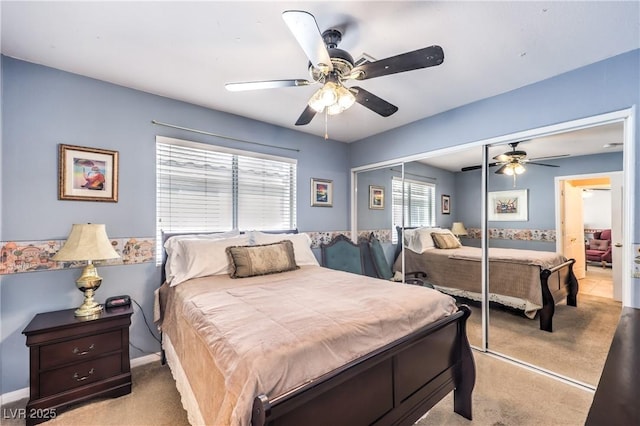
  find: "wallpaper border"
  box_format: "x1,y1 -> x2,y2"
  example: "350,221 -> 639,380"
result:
1,227 -> 556,275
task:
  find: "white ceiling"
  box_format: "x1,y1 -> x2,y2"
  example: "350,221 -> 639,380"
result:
421,121 -> 625,172
2,1 -> 638,148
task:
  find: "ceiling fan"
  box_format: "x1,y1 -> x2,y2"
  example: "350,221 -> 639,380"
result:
461,141 -> 565,174
225,10 -> 444,127
461,141 -> 566,186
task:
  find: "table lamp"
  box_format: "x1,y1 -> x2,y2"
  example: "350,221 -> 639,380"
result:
53,224 -> 120,317
451,222 -> 468,241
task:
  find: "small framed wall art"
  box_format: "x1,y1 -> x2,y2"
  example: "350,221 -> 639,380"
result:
488,189 -> 528,221
441,194 -> 451,214
311,178 -> 333,207
369,185 -> 384,209
58,144 -> 119,202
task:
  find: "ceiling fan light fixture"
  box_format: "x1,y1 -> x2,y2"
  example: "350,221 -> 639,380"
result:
320,81 -> 339,105
326,103 -> 344,115
336,85 -> 355,109
308,88 -> 327,112
309,81 -> 356,115
514,163 -> 526,174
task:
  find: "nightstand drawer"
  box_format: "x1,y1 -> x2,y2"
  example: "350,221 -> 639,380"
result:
40,330 -> 121,369
40,353 -> 123,397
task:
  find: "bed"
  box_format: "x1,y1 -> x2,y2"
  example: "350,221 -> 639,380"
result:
392,227 -> 579,332
155,230 -> 475,425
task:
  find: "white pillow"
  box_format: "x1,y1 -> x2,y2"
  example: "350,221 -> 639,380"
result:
251,231 -> 319,266
402,228 -> 417,246
170,235 -> 250,286
164,230 -> 240,285
407,227 -> 442,253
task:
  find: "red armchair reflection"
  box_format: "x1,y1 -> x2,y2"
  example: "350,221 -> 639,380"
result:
585,229 -> 612,267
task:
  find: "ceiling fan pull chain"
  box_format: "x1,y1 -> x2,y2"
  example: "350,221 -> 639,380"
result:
324,109 -> 329,140
513,174 -> 517,188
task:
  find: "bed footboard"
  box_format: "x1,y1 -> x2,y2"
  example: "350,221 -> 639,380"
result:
539,259 -> 579,332
251,305 -> 475,426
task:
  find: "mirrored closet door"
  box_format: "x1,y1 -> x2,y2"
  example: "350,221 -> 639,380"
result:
354,120 -> 625,389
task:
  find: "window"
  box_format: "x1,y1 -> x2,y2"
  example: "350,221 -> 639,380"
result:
391,177 -> 436,242
156,137 -> 297,261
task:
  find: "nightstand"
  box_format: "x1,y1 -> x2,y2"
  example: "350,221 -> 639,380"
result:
22,306 -> 133,425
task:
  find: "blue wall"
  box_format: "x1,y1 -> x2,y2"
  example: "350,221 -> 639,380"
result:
351,49 -> 639,304
0,56 -> 350,394
356,161 -> 456,232
455,152 -> 623,250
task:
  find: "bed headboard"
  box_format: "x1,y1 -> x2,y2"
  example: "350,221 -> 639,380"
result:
160,229 -> 299,284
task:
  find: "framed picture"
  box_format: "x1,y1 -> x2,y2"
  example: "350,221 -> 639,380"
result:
58,144 -> 119,202
311,178 -> 333,207
441,194 -> 451,214
488,189 -> 528,221
369,185 -> 384,209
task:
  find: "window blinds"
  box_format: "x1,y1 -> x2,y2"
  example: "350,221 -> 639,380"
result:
156,139 -> 297,261
391,177 -> 436,242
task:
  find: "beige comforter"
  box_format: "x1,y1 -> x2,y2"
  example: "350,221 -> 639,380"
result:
394,246 -> 570,316
157,265 -> 458,426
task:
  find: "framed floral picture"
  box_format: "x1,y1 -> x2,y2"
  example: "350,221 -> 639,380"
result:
369,185 -> 384,209
311,178 -> 333,207
58,144 -> 119,202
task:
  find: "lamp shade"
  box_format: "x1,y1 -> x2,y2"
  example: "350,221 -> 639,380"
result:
451,222 -> 468,236
53,224 -> 120,261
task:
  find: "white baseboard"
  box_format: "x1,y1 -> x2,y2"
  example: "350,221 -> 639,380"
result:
1,352 -> 162,406
0,387 -> 29,406
131,352 -> 162,368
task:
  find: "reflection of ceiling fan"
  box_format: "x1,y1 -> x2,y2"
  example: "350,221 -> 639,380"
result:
461,141 -> 566,186
461,141 -> 566,174
225,10 -> 444,127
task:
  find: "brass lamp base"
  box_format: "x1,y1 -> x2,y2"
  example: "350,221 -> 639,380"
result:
75,263 -> 104,317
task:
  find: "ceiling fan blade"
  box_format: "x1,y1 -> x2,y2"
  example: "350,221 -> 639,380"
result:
530,154 -> 570,161
295,105 -> 317,126
494,164 -> 509,174
282,10 -> 333,72
350,45 -> 444,80
461,162 -> 499,172
461,165 -> 482,172
351,86 -> 398,117
225,79 -> 313,92
526,162 -> 560,168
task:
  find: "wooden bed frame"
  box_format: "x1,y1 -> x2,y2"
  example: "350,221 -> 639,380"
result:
394,227 -> 579,332
160,230 -> 476,425
251,306 -> 474,426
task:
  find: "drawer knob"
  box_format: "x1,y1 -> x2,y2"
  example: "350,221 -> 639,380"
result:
72,343 -> 95,356
73,368 -> 95,382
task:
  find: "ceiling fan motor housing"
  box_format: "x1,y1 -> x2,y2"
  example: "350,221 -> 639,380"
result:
309,49 -> 354,81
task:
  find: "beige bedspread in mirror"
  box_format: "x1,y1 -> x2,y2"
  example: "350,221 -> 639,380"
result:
157,265 -> 458,426
394,246 -> 569,316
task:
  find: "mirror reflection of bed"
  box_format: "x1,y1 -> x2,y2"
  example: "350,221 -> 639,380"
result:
355,122 -> 623,390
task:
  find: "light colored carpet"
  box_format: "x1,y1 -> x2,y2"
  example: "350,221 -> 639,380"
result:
2,352 -> 594,425
464,293 -> 620,386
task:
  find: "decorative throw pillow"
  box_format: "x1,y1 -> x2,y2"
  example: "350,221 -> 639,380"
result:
227,240 -> 299,278
589,239 -> 609,251
431,232 -> 461,249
